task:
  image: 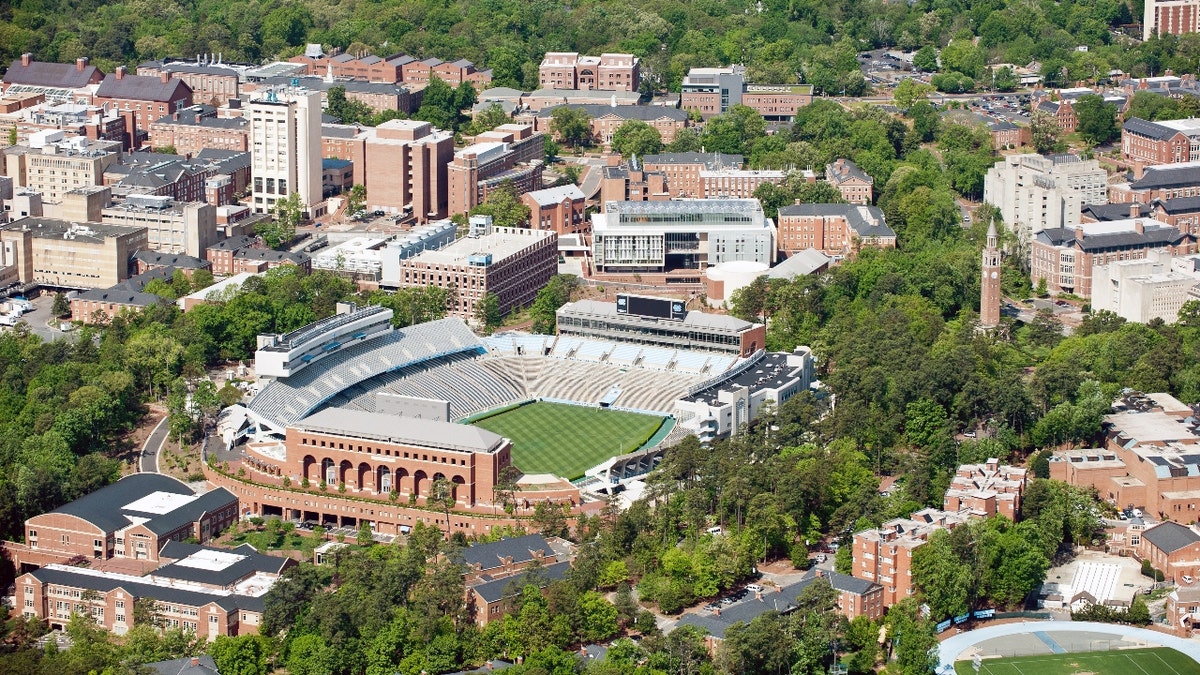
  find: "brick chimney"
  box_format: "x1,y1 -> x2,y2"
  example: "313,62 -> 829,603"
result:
1133,161 -> 1145,181
1134,219 -> 1145,234
161,72 -> 171,84
190,658 -> 200,667
1075,225 -> 1085,240
115,66 -> 127,80
1130,202 -> 1141,218
21,53 -> 31,67
76,57 -> 89,72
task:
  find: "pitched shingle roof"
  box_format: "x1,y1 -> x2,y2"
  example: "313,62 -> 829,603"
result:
41,474 -> 196,535
3,59 -> 102,89
1143,521 -> 1200,554
1124,117 -> 1180,142
471,561 -> 571,603
777,204 -> 895,239
458,534 -> 554,572
97,74 -> 192,103
1131,164 -> 1200,190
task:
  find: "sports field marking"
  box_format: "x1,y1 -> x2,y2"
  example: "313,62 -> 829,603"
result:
1151,650 -> 1185,675
1124,653 -> 1153,675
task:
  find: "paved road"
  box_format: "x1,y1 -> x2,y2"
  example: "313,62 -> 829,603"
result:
140,416 -> 170,474
935,620 -> 1200,672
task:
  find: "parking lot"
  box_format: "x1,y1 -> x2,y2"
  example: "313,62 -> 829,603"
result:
1,293 -> 78,343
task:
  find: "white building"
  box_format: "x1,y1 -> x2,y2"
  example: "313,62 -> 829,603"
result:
1092,251 -> 1200,323
591,198 -> 776,274
674,347 -> 815,441
249,87 -> 323,219
311,236 -> 388,276
983,154 -> 1109,243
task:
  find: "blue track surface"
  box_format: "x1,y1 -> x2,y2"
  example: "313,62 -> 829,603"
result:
1033,631 -> 1067,654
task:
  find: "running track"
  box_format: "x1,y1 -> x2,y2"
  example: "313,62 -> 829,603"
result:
936,620 -> 1200,673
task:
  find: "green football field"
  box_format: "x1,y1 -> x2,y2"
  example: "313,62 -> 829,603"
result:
955,647 -> 1200,675
471,402 -> 666,479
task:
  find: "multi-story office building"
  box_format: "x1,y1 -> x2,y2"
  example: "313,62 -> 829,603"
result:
776,204 -> 896,260
640,152 -> 743,199
136,59 -> 242,105
93,67 -> 193,149
1031,218 -> 1191,297
1091,251 -> 1200,323
447,124 -> 544,216
521,185 -> 588,236
1144,0 -> 1200,39
983,153 -> 1109,242
2,132 -> 122,202
1122,117 -> 1200,165
248,87 -> 323,219
680,67 -> 813,121
386,221 -> 557,320
538,53 -> 640,92
362,119 -> 454,220
148,105 -> 248,156
100,194 -> 217,258
591,199 -> 777,276
0,217 -> 146,289
533,104 -> 689,145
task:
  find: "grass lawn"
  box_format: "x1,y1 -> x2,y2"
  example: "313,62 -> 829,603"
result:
954,647 -> 1200,675
471,402 -> 666,479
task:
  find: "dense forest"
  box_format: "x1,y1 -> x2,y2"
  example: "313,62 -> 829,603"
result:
1,0 -> 1198,96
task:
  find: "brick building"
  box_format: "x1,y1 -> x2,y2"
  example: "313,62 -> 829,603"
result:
852,508 -> 972,607
639,152 -> 744,200
5,473 -> 237,572
1139,522 -> 1200,583
136,60 -> 241,106
447,124 -> 544,216
699,169 -> 786,199
538,53 -> 640,92
148,105 -> 248,156
599,158 -> 669,205
386,223 -> 557,320
1030,218 -> 1191,297
534,104 -> 689,145
321,124 -> 369,187
1145,0 -> 1200,39
943,459 -> 1028,520
521,184 -> 588,236
1033,98 -> 1077,133
362,119 -> 454,219
776,204 -> 896,260
1122,117 -> 1200,166
1112,162 -> 1200,204
2,54 -> 105,103
680,67 -> 813,121
93,68 -> 193,149
825,158 -> 874,205
206,235 -> 255,275
1049,392 -> 1200,520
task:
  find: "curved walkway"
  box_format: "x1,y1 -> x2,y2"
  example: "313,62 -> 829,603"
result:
936,620 -> 1200,672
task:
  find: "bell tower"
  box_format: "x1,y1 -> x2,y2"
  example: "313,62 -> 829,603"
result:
981,219 -> 1001,328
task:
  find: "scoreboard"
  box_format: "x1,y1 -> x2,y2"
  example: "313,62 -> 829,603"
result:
615,294 -> 687,321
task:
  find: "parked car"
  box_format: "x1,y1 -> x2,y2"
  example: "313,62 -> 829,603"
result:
746,584 -> 764,593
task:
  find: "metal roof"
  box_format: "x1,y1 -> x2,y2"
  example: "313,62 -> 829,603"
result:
295,408 -> 506,454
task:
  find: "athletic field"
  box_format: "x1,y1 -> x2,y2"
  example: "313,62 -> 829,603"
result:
954,647 -> 1200,675
471,402 -> 666,479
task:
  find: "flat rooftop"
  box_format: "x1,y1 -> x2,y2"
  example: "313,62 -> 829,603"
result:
683,352 -> 798,404
407,228 -> 554,266
0,217 -> 143,243
293,408 -> 506,454
1106,410 -> 1199,444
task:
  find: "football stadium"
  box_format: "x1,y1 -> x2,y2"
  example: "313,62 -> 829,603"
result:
213,295 -> 815,536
